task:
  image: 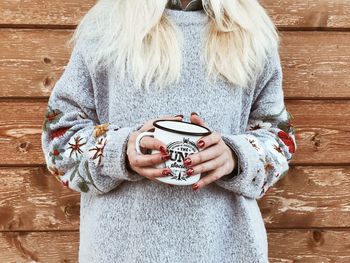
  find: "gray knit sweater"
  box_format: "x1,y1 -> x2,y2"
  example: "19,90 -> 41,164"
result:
41,7 -> 296,263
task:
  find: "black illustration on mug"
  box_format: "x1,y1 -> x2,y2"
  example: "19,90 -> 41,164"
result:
165,137 -> 199,181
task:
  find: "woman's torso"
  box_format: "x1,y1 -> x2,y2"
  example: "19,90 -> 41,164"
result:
79,8 -> 268,263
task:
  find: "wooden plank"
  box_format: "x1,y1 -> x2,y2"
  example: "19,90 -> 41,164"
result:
264,0 -> 350,29
0,231 -> 79,262
0,166 -> 348,231
0,0 -> 350,28
287,100 -> 350,164
280,31 -> 350,99
0,29 -> 72,98
1,29 -> 350,99
268,229 -> 350,262
0,100 -> 349,165
1,230 -> 349,262
258,166 -> 350,228
0,167 -> 80,231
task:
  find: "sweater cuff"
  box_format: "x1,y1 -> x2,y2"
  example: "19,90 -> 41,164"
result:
215,133 -> 266,199
221,136 -> 241,181
100,123 -> 144,182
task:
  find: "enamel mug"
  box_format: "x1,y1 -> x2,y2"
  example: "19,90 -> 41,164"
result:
135,119 -> 211,186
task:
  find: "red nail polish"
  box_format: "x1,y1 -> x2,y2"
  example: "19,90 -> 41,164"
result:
197,140 -> 205,148
162,169 -> 171,176
161,154 -> 170,161
160,146 -> 168,154
192,184 -> 199,191
186,168 -> 194,176
191,112 -> 198,116
184,158 -> 192,166
175,114 -> 184,118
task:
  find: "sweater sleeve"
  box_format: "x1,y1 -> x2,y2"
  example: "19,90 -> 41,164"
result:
215,47 -> 297,200
41,42 -> 145,195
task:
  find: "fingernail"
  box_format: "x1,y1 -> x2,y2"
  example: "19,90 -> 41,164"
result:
175,114 -> 183,118
161,154 -> 170,161
184,158 -> 192,166
197,140 -> 205,148
160,145 -> 168,154
186,168 -> 194,176
191,112 -> 198,116
192,183 -> 199,191
162,169 -> 171,176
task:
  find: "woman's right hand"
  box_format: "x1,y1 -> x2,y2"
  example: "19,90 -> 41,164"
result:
126,115 -> 183,184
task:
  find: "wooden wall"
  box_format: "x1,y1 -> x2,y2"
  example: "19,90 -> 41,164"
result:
1,0 -> 350,261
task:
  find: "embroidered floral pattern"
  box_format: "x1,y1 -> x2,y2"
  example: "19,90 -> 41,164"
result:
246,106 -> 297,198
88,136 -> 107,166
278,110 -> 295,135
277,131 -> 296,154
42,106 -> 64,132
244,135 -> 265,156
93,123 -> 110,138
77,111 -> 89,120
247,120 -> 272,131
264,162 -> 274,173
49,145 -> 65,164
65,134 -> 88,160
50,127 -> 71,140
43,105 -> 115,193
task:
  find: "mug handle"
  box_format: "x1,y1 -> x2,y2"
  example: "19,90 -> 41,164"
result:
135,132 -> 155,154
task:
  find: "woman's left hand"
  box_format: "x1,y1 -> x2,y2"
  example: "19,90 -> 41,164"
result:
186,112 -> 238,191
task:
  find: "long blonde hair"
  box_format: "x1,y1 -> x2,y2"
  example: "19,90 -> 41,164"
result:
69,0 -> 279,91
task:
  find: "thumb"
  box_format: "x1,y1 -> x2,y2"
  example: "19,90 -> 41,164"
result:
190,113 -> 209,129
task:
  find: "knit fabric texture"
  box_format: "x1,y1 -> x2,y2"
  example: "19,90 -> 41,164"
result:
41,7 -> 296,263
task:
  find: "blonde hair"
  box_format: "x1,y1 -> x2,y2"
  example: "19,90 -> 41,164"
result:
69,0 -> 279,91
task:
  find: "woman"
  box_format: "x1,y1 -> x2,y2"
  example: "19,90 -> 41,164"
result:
41,0 -> 296,262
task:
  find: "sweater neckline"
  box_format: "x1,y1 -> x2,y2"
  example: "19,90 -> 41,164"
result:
164,8 -> 208,25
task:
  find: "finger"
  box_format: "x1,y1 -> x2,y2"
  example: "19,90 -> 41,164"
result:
139,136 -> 169,154
158,115 -> 184,120
129,152 -> 170,167
194,166 -> 227,190
186,155 -> 226,177
139,167 -> 172,179
196,131 -> 222,150
184,143 -> 221,167
189,113 -> 209,128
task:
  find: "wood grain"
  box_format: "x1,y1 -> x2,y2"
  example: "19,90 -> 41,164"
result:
1,230 -> 349,262
280,32 -> 350,99
0,29 -> 72,98
1,0 -> 350,28
0,167 -> 80,231
0,100 -> 349,165
1,29 -> 350,98
0,231 -> 79,262
0,166 -> 349,231
1,1 -> 349,261
268,229 -> 350,262
258,166 -> 350,228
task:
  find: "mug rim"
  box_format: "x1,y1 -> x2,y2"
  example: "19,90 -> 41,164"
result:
153,119 -> 212,136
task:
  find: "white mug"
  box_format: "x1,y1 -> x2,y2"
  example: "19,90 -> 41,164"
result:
135,119 -> 212,186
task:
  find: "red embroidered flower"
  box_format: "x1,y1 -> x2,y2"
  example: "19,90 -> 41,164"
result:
277,131 -> 296,153
50,127 -> 70,140
42,106 -> 64,132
